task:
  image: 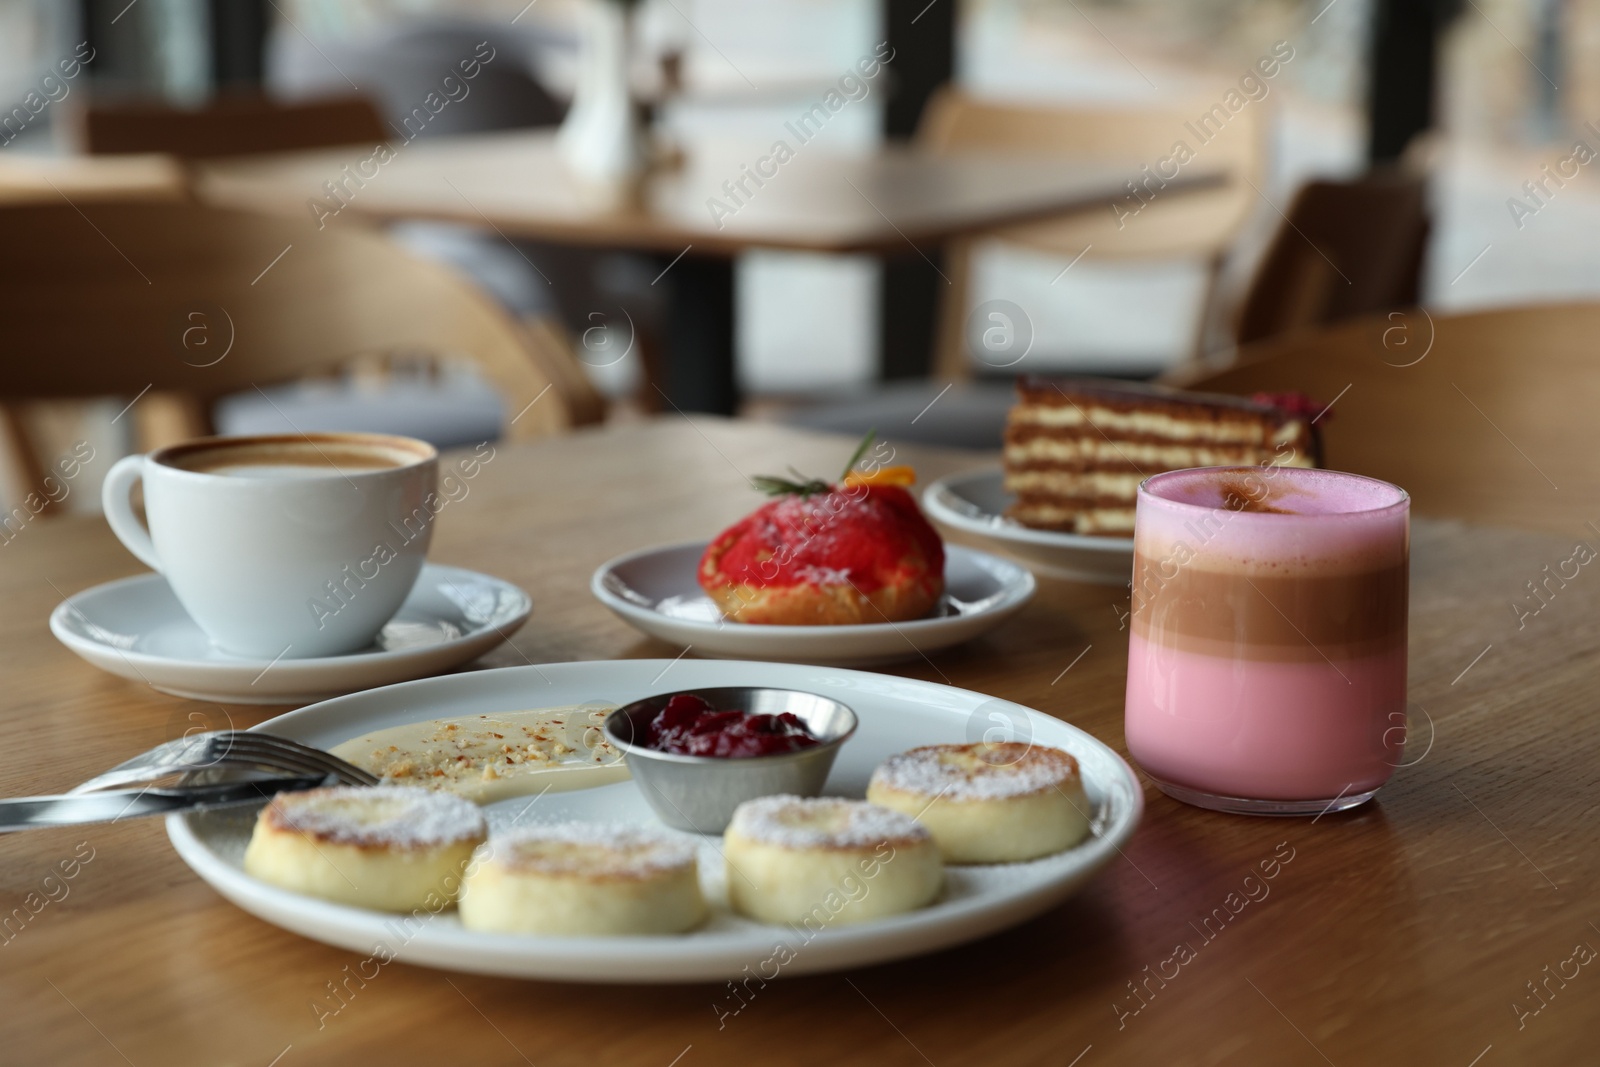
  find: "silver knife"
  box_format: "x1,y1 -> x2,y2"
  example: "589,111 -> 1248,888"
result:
0,774 -> 331,832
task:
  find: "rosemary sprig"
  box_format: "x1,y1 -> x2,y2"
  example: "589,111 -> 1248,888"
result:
749,430 -> 878,498
840,429 -> 877,480
752,469 -> 831,498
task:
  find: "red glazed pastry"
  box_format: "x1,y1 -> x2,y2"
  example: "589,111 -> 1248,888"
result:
698,437 -> 945,625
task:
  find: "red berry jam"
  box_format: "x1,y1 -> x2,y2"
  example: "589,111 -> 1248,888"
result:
646,694 -> 822,758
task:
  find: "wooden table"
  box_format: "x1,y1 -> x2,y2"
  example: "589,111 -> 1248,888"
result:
197,129 -> 1223,412
3,419 -> 1594,1066
0,152 -> 187,204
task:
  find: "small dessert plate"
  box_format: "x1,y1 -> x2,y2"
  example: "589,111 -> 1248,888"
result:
166,658 -> 1143,983
590,542 -> 1035,665
50,564 -> 531,705
923,468 -> 1135,585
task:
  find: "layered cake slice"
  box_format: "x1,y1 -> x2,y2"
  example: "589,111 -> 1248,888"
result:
1003,377 -> 1319,535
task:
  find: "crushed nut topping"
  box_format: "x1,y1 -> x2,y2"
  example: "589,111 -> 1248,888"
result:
331,704 -> 625,802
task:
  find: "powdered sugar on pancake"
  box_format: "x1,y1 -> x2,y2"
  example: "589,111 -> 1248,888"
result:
265,785 -> 486,850
870,743 -> 1080,801
482,822 -> 698,879
727,795 -> 930,851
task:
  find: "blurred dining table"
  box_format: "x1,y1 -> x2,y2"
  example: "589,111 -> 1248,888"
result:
0,151 -> 188,204
193,128 -> 1225,413
1,417 -> 1595,1065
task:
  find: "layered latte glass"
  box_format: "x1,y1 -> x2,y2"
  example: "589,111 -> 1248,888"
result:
1124,466 -> 1410,815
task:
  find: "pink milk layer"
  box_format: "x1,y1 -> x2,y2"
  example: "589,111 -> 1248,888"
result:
1126,637 -> 1405,798
1125,466 -> 1410,801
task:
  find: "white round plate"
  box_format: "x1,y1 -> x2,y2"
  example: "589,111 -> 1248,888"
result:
590,542 -> 1035,665
50,564 -> 531,705
924,469 -> 1135,585
166,659 -> 1142,983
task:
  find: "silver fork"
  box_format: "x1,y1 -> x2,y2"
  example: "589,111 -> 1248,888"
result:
69,731 -> 377,794
217,734 -> 379,787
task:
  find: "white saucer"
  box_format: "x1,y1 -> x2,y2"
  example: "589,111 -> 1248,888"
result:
50,564 -> 532,705
590,541 -> 1035,665
166,659 -> 1143,982
923,469 -> 1135,585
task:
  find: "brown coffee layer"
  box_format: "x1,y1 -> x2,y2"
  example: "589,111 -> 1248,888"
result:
1130,553 -> 1408,660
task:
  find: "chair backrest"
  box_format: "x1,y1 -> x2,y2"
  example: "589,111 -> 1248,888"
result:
1170,303 -> 1599,535
0,199 -> 574,439
81,94 -> 388,159
916,87 -> 1266,259
1233,172 -> 1429,345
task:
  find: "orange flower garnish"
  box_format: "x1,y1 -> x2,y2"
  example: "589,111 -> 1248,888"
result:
751,431 -> 913,498
843,465 -> 916,489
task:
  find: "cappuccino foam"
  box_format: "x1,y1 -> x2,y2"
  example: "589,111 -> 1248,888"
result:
1135,466 -> 1409,576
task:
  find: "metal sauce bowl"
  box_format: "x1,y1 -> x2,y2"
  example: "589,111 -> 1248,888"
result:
603,687 -> 858,834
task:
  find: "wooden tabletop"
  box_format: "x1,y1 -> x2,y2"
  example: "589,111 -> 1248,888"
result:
0,152 -> 187,205
2,418 -> 1595,1066
194,129 -> 1224,256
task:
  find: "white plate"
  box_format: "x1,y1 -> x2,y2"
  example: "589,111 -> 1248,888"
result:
166,659 -> 1142,983
924,469 -> 1135,585
50,564 -> 531,705
590,541 -> 1035,665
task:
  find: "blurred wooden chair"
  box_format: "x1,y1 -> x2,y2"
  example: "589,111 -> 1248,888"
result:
918,88 -> 1266,378
79,94 -> 389,160
0,199 -> 600,512
73,92 -> 604,429
1168,303 -> 1600,536
1233,171 -> 1429,346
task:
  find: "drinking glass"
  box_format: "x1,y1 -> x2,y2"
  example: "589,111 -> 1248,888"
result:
1124,465 -> 1409,815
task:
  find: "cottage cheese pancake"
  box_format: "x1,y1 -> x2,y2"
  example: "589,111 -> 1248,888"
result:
867,742 -> 1090,863
331,704 -> 629,804
243,785 -> 486,911
724,796 -> 943,925
459,823 -> 706,936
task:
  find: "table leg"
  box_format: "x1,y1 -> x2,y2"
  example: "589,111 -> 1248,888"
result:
661,254 -> 738,415
879,0 -> 954,383
1367,0 -> 1442,163
879,252 -> 945,381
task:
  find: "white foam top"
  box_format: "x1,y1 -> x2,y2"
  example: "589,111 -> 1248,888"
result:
266,785 -> 485,850
727,795 -> 930,851
1145,466 -> 1407,515
483,822 -> 698,878
870,743 -> 1079,801
1135,466 -> 1409,573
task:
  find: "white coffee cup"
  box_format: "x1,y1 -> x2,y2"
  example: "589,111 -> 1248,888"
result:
102,432 -> 439,659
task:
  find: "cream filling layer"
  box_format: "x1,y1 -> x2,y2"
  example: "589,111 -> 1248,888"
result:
1004,470 -> 1146,498
1010,503 -> 1137,534
1005,439 -> 1312,469
1012,404 -> 1305,446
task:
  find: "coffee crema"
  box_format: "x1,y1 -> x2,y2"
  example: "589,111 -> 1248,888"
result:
157,433 -> 435,478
